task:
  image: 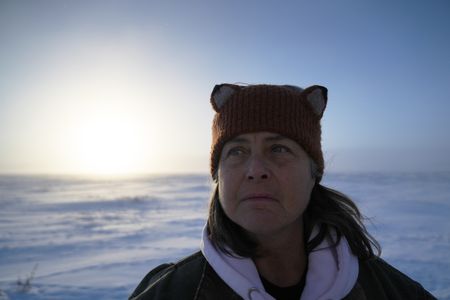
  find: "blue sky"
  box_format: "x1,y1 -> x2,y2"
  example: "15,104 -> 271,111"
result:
1,0 -> 449,174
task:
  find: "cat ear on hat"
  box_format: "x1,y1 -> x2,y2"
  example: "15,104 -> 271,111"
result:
210,84 -> 240,112
303,85 -> 328,117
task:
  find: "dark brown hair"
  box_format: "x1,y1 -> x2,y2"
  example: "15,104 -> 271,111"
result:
207,182 -> 381,260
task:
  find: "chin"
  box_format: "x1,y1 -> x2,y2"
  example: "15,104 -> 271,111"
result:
239,220 -> 283,236
237,214 -> 302,239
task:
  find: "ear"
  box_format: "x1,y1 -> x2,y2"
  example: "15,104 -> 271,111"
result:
210,84 -> 239,112
304,85 -> 328,117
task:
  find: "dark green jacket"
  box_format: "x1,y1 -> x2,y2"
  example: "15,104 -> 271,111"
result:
129,251 -> 436,300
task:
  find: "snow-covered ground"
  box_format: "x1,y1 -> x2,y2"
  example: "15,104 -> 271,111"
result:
0,173 -> 449,299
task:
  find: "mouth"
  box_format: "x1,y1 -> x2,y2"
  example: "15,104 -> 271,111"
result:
241,193 -> 277,202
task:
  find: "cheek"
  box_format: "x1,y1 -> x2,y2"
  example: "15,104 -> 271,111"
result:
299,172 -> 315,197
217,169 -> 236,211
284,168 -> 315,208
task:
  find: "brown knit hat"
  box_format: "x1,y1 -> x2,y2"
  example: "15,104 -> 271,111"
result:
210,84 -> 328,180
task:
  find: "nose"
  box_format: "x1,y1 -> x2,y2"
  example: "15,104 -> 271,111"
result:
246,156 -> 270,181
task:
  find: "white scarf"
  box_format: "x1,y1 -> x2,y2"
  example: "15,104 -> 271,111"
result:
200,225 -> 359,300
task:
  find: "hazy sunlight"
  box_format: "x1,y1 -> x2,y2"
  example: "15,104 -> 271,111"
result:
70,112 -> 146,175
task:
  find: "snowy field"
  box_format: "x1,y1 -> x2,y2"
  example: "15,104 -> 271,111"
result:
0,173 -> 449,299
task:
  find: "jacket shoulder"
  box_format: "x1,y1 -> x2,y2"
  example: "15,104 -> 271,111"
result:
129,251 -> 206,300
354,257 -> 436,300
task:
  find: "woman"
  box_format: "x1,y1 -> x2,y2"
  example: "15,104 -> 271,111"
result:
130,84 -> 436,299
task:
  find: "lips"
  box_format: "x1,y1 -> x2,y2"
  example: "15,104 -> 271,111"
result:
241,193 -> 277,202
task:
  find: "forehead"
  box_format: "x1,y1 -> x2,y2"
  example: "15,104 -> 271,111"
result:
226,131 -> 296,144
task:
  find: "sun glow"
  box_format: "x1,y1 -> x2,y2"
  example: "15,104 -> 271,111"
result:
2,35 -> 207,175
70,113 -> 144,175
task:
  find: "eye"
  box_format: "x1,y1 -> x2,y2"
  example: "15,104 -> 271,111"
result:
271,144 -> 290,153
227,146 -> 246,157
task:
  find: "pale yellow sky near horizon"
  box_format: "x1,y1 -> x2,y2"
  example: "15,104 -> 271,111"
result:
0,38 -> 213,175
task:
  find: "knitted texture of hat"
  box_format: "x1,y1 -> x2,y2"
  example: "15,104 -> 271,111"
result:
210,84 -> 328,180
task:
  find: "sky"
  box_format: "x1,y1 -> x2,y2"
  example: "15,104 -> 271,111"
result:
1,0 -> 449,175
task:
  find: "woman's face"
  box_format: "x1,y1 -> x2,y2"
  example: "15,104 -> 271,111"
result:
217,131 -> 315,237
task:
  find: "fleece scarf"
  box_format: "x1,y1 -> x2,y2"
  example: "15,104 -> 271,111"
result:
200,225 -> 359,300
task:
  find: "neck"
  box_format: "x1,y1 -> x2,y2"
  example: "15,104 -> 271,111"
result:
252,219 -> 307,287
